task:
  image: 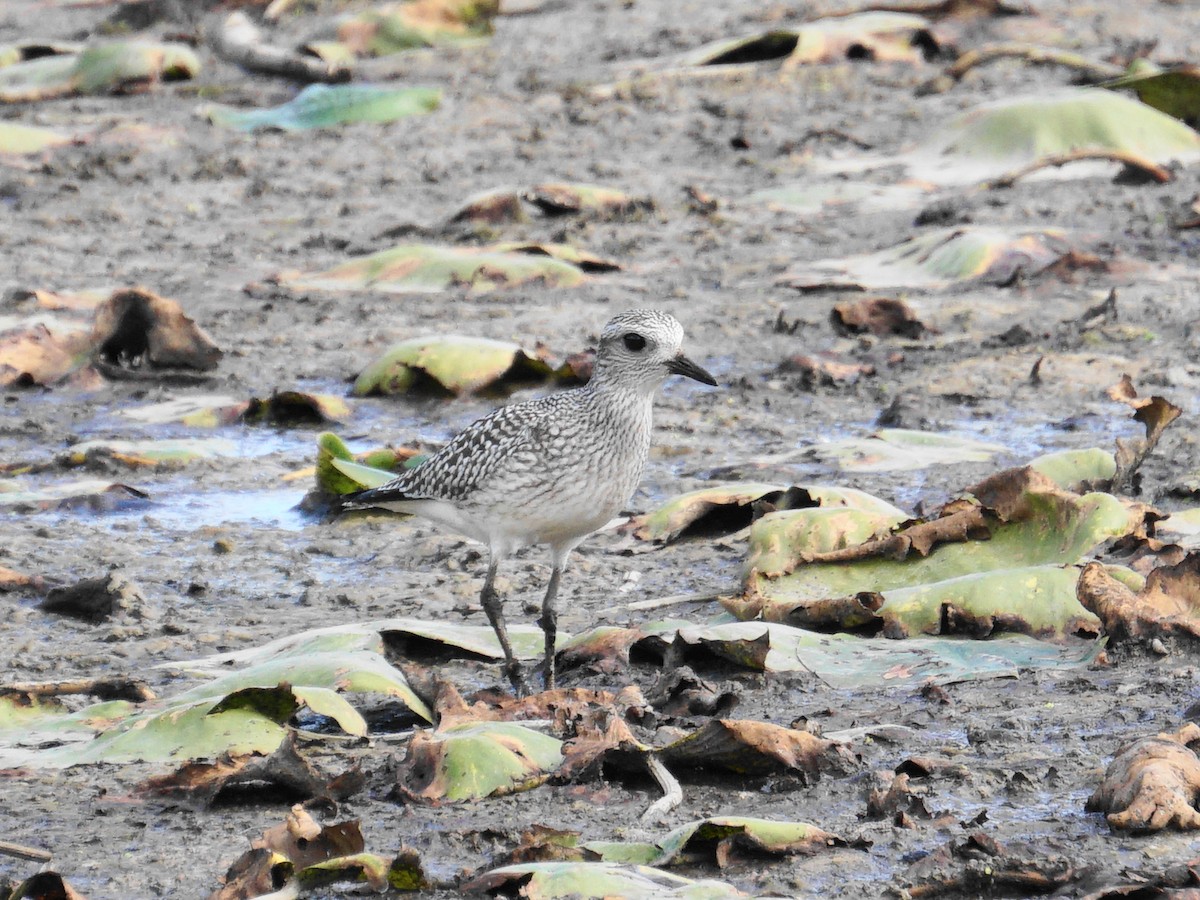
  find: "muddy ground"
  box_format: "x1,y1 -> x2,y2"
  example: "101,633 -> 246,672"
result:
3,0 -> 1200,897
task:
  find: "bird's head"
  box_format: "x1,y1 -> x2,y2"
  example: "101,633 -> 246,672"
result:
593,308 -> 717,394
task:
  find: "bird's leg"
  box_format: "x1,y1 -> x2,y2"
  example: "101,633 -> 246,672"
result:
480,559 -> 527,695
538,565 -> 563,690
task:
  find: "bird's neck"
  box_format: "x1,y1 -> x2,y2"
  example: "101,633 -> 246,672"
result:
586,367 -> 660,402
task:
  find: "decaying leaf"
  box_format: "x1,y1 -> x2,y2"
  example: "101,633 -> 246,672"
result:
1028,448 -> 1117,492
122,391 -> 344,428
210,848 -> 292,900
334,0 -> 499,56
204,84 -> 440,132
747,503 -> 910,579
256,805 -> 365,869
211,805 -> 384,899
0,638 -> 431,768
395,721 -> 564,803
659,719 -> 857,777
0,322 -> 94,387
524,182 -> 654,218
464,861 -> 748,900
91,287 -> 222,372
778,352 -> 876,386
7,872 -> 88,900
1087,723 -> 1200,831
781,226 -> 1089,292
629,483 -> 815,544
867,87 -> 1200,188
832,297 -> 929,337
1104,61 -> 1200,127
1077,556 -> 1200,645
0,478 -> 149,513
685,13 -> 937,68
447,187 -> 528,225
740,466 -> 1133,636
245,391 -> 350,425
896,834 -> 1077,897
584,816 -> 845,868
0,40 -> 199,102
140,733 -> 362,808
40,571 -> 146,622
275,242 -> 594,294
60,437 -> 237,469
0,564 -> 48,594
1106,374 -> 1183,493
875,564 -> 1102,639
488,241 -> 622,273
353,334 -> 558,397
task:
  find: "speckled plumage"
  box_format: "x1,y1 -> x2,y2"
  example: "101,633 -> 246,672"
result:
349,309 -> 716,692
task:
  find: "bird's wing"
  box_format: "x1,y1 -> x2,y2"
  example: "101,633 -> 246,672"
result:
347,399 -> 559,507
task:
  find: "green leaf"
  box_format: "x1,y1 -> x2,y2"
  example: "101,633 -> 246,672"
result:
36,696 -> 289,766
1104,63 -> 1200,126
297,852 -> 391,891
634,620 -> 1106,687
330,457 -> 395,490
352,334 -> 555,396
746,490 -> 1130,611
586,816 -> 838,867
747,505 -> 908,578
0,40 -> 199,101
907,87 -> 1200,185
169,649 -> 433,723
1028,448 -> 1116,490
633,483 -> 785,542
398,721 -> 564,802
335,0 -> 498,55
466,862 -> 749,899
877,564 -> 1101,638
205,84 -> 440,132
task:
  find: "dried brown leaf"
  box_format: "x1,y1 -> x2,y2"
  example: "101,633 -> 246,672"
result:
254,805 -> 364,868
1077,556 -> 1200,644
91,287 -> 222,372
0,323 -> 92,387
1087,723 -> 1200,832
661,719 -> 857,777
832,297 -> 928,337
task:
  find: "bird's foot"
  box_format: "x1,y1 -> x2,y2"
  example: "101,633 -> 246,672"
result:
505,661 -> 531,698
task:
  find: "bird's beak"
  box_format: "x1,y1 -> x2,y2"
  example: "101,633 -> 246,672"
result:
666,352 -> 718,386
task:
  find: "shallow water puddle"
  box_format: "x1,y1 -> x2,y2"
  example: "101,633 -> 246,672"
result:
136,487 -> 309,530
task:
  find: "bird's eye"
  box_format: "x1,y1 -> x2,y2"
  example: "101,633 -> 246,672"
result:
623,332 -> 647,352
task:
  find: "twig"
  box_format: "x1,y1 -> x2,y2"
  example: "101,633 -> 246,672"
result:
918,43 -> 1122,95
0,840 -> 52,863
640,753 -> 683,821
2,677 -> 155,703
626,591 -> 719,612
208,12 -> 351,84
985,149 -> 1172,189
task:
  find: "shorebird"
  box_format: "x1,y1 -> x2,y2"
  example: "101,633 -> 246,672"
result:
346,309 -> 717,693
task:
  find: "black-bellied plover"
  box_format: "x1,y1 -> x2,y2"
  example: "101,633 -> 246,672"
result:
347,309 -> 716,693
